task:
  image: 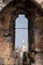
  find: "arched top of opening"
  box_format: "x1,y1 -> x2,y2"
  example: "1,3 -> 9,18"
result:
15,14 -> 28,28
0,0 -> 42,14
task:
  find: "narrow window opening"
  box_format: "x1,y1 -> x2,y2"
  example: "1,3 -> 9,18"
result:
15,14 -> 28,52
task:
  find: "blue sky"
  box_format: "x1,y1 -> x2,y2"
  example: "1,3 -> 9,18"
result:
15,14 -> 28,51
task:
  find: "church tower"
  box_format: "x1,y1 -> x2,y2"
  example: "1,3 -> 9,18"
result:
22,40 -> 27,52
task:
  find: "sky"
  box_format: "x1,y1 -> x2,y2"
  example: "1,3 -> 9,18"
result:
15,14 -> 28,51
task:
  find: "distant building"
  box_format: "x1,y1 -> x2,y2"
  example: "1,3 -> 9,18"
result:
22,40 -> 27,52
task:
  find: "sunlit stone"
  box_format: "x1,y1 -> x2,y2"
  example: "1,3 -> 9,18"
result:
0,0 -> 6,11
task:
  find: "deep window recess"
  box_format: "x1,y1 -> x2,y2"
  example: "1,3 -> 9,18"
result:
15,14 -> 28,51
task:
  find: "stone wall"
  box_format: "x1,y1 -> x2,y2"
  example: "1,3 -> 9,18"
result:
0,0 -> 43,65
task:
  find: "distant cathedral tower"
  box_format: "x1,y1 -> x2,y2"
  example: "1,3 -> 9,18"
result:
22,40 -> 27,52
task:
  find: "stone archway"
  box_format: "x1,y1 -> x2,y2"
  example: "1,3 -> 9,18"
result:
8,9 -> 35,65
9,9 -> 34,52
0,0 -> 43,65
